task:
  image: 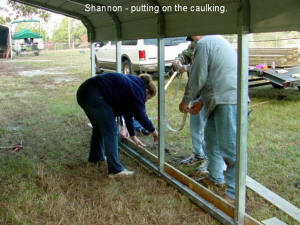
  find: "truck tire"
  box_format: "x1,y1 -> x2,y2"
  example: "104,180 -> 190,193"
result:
122,59 -> 132,74
271,83 -> 283,89
95,57 -> 103,74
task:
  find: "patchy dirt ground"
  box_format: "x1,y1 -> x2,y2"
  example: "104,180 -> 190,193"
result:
0,55 -> 221,225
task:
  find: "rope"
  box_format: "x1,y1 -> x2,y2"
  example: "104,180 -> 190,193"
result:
164,71 -> 188,132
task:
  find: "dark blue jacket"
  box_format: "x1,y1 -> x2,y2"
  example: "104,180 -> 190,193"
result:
87,72 -> 155,136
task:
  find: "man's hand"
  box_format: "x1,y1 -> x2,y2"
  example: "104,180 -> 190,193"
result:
179,65 -> 187,74
172,61 -> 187,74
179,101 -> 189,113
189,101 -> 204,115
119,125 -> 129,138
152,129 -> 158,142
130,136 -> 146,147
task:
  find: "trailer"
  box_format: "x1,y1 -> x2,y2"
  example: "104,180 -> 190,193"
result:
0,25 -> 11,59
248,63 -> 300,90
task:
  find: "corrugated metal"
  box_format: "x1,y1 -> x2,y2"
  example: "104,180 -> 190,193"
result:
12,0 -> 300,41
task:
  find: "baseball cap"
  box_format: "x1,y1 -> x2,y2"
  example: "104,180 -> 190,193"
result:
186,36 -> 192,41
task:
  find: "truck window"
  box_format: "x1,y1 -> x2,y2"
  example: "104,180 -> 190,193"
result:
121,40 -> 137,45
143,37 -> 187,46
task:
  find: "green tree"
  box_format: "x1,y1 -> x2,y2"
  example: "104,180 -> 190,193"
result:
0,16 -> 11,25
72,20 -> 87,44
51,17 -> 86,46
7,0 -> 50,21
52,18 -> 69,43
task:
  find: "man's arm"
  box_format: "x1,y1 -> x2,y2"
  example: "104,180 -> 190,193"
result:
181,42 -> 209,104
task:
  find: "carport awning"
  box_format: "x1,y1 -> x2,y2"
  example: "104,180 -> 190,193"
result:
12,0 -> 300,41
12,28 -> 42,40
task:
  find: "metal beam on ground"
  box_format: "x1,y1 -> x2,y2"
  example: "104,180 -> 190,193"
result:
119,138 -> 262,225
247,176 -> 300,223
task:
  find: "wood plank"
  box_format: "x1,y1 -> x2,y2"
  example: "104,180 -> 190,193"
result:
121,139 -> 262,225
248,47 -> 299,67
246,176 -> 300,223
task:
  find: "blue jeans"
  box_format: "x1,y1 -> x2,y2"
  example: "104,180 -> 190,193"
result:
77,82 -> 124,174
133,119 -> 143,131
204,105 -> 237,199
190,107 -> 206,158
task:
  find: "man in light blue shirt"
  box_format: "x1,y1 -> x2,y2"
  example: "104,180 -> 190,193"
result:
179,35 -> 238,203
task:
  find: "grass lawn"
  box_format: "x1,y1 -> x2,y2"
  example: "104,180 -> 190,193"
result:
0,49 -> 299,225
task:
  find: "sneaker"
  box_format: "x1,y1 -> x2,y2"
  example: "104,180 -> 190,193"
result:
141,128 -> 150,135
180,154 -> 206,165
136,128 -> 150,136
108,169 -> 135,178
196,159 -> 208,172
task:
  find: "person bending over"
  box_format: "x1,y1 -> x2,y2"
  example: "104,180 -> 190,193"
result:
77,72 -> 158,177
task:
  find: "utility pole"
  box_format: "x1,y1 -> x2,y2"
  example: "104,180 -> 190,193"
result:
68,17 -> 71,49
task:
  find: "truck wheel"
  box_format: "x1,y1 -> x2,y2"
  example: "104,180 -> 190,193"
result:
122,59 -> 132,74
95,57 -> 103,74
271,83 -> 283,89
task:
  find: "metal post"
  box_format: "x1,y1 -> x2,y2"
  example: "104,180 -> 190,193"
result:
9,26 -> 13,60
116,41 -> 121,73
90,42 -> 96,76
235,31 -> 249,225
158,38 -> 165,172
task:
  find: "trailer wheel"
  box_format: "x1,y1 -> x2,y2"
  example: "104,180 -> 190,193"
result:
271,83 -> 283,89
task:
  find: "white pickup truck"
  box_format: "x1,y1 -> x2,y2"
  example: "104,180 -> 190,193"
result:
95,37 -> 189,75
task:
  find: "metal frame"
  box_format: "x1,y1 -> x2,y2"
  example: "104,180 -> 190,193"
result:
13,0 -> 294,224
235,31 -> 249,225
66,0 -> 122,39
90,42 -> 96,76
88,34 -> 251,225
157,38 -> 165,172
116,41 -> 121,73
119,141 -> 236,225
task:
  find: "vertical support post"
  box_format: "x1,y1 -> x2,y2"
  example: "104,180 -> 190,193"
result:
9,27 -> 13,60
158,38 -> 165,172
90,42 -> 96,76
116,41 -> 122,73
235,31 -> 249,225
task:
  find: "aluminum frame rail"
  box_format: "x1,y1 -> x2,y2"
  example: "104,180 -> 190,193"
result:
118,35 -> 257,225
89,36 -> 253,225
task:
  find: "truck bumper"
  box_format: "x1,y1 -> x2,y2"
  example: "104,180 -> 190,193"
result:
135,61 -> 173,73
